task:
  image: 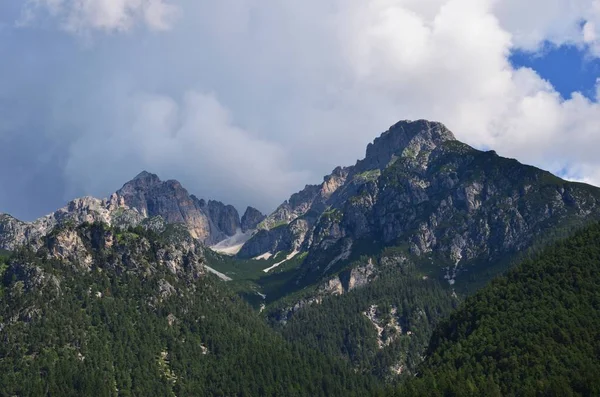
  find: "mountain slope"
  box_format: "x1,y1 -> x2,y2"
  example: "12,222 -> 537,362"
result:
238,120 -> 600,291
270,252 -> 458,379
400,222 -> 600,396
0,172 -> 247,251
208,119 -> 600,384
0,222 -> 378,396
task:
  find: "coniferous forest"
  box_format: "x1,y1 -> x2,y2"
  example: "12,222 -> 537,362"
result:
398,223 -> 600,396
1,221 -> 600,395
0,224 -> 378,396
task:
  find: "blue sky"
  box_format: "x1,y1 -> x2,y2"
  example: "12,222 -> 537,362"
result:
511,45 -> 600,101
1,1 -> 600,221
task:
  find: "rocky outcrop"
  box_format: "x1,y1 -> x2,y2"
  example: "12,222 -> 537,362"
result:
0,196 -> 143,251
0,171 -> 244,250
205,200 -> 241,236
271,258 -> 379,324
237,226 -> 293,258
46,229 -> 93,270
241,207 -> 266,232
0,214 -> 29,251
239,119 -> 600,287
116,172 -> 216,242
41,223 -> 207,281
363,305 -> 404,349
355,119 -> 454,172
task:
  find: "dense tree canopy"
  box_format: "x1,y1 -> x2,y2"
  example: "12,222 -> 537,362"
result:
399,222 -> 600,396
0,224 -> 379,396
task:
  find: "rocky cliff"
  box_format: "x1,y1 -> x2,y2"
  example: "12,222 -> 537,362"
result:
238,119 -> 600,288
241,207 -> 266,232
0,172 -> 244,250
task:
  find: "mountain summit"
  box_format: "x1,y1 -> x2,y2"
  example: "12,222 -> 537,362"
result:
237,119 -> 600,290
358,120 -> 455,171
0,172 -> 244,250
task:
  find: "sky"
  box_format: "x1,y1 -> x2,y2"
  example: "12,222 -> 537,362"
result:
1,0 -> 600,221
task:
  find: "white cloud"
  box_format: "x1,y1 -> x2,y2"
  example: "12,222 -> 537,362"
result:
493,0 -> 600,55
63,91 -> 309,211
5,0 -> 600,217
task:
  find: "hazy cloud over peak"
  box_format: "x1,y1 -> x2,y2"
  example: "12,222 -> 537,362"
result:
1,0 -> 600,220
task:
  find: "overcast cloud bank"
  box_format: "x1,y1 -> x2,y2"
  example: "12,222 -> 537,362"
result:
1,0 -> 600,220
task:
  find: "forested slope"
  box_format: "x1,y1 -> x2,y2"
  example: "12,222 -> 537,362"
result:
0,223 -> 378,396
399,222 -> 600,396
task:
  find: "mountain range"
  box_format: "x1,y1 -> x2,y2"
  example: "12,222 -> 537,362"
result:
1,119 -> 600,395
0,171 -> 265,251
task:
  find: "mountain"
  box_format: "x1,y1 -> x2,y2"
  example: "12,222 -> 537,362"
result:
3,118 -> 600,392
238,119 -> 600,291
212,119 -> 600,381
241,206 -> 266,233
399,221 -> 600,396
0,171 -> 243,251
0,222 -> 378,396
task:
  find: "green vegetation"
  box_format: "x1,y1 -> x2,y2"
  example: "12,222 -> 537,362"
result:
0,224 -> 381,396
321,208 -> 344,224
115,231 -> 140,243
354,169 -> 381,182
257,219 -> 288,231
270,220 -> 289,230
204,249 -> 272,280
401,146 -> 418,159
399,222 -> 600,396
203,248 -> 310,306
269,255 -> 457,379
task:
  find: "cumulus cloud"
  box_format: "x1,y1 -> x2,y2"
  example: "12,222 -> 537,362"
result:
63,91 -> 309,211
2,0 -> 600,219
493,0 -> 600,54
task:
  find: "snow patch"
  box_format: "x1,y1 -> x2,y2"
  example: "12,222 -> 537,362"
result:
323,240 -> 353,274
209,229 -> 253,255
253,252 -> 273,260
203,265 -> 232,281
263,250 -> 299,273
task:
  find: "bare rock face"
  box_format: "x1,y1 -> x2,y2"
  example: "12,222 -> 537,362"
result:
241,207 -> 266,232
115,172 -> 214,242
205,200 -> 241,236
42,223 -> 207,281
240,120 -> 456,258
356,119 -> 454,172
0,214 -> 29,251
0,197 -> 143,251
110,172 -> 244,244
237,226 -> 293,258
239,119 -> 600,286
46,229 -> 93,271
0,171 -> 244,250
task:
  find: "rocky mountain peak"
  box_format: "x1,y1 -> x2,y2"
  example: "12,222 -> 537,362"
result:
206,200 -> 241,236
118,172 -> 163,199
0,171 -> 250,250
359,119 -> 455,171
133,170 -> 160,181
241,207 -> 266,232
